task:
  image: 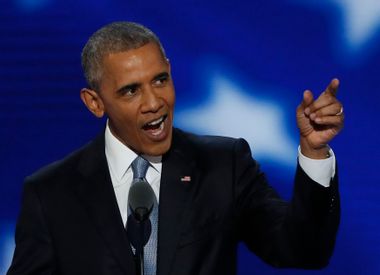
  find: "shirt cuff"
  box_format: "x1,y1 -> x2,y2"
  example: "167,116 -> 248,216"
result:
298,146 -> 336,187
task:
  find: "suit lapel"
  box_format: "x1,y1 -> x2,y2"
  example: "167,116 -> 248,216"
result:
157,129 -> 199,275
74,134 -> 136,275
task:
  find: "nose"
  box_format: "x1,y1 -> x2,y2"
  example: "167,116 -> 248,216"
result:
141,87 -> 163,113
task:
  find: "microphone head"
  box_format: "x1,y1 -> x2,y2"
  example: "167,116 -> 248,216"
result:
128,180 -> 155,221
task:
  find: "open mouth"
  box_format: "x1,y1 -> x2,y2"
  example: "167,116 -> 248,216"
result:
142,114 -> 168,136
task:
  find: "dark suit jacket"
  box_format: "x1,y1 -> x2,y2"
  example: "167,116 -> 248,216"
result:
7,128 -> 340,275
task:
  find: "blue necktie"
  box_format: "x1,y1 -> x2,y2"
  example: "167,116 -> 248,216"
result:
130,156 -> 158,275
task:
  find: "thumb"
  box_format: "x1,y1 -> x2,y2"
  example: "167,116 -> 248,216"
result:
299,90 -> 314,116
302,90 -> 314,108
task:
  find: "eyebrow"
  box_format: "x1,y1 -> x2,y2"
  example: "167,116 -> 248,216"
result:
153,72 -> 169,80
115,71 -> 170,95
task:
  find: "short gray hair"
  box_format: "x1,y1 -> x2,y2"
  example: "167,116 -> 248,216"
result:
81,21 -> 166,91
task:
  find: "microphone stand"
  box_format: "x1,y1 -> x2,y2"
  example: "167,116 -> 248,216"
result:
133,246 -> 144,275
135,243 -> 144,275
134,221 -> 146,275
127,209 -> 152,275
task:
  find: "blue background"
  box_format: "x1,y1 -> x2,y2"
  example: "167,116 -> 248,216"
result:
1,0 -> 379,274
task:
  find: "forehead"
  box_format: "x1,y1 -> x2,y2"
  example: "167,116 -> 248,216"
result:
101,43 -> 167,82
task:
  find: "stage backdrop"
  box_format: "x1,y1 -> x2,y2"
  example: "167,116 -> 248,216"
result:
1,0 -> 379,274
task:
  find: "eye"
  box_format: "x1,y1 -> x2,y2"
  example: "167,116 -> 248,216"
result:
123,87 -> 137,96
117,84 -> 139,97
153,73 -> 169,87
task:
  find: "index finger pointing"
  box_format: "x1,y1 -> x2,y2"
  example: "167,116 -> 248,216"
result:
325,78 -> 340,96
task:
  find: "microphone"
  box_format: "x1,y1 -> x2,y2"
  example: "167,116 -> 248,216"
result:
126,180 -> 156,275
128,180 -> 155,221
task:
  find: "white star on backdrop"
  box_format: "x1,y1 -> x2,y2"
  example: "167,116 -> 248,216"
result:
175,74 -> 297,167
336,0 -> 380,50
0,227 -> 14,275
294,0 -> 380,53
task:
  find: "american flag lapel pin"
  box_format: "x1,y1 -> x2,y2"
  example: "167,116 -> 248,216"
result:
180,176 -> 191,182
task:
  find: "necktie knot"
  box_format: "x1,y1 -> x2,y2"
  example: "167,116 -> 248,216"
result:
131,156 -> 149,180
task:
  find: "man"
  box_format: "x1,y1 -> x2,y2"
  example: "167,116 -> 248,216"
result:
8,22 -> 343,275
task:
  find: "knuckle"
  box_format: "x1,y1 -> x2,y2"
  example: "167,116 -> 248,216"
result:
315,110 -> 323,116
326,95 -> 335,104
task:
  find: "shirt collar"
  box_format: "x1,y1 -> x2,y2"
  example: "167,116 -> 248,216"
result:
104,121 -> 162,182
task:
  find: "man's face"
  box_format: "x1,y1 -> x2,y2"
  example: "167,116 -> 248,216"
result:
95,43 -> 175,156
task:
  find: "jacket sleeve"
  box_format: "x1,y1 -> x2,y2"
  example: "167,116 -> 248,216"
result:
7,179 -> 57,275
233,138 -> 340,268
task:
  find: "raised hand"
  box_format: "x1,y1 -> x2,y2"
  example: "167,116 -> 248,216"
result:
297,78 -> 344,159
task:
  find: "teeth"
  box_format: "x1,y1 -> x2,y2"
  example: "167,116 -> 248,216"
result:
151,121 -> 164,136
147,116 -> 164,126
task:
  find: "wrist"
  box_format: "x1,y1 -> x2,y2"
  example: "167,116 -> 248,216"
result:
300,138 -> 330,159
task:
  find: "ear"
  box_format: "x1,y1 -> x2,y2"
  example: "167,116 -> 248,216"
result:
80,88 -> 105,118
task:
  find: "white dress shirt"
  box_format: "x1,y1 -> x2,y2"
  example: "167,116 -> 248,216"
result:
105,124 -> 162,226
104,123 -> 335,226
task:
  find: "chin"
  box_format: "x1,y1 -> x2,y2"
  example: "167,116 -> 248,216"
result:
142,127 -> 173,156
146,143 -> 171,156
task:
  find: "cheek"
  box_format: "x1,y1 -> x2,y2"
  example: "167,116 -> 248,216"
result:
165,88 -> 176,108
110,107 -> 139,133
122,113 -> 140,131
119,117 -> 143,146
